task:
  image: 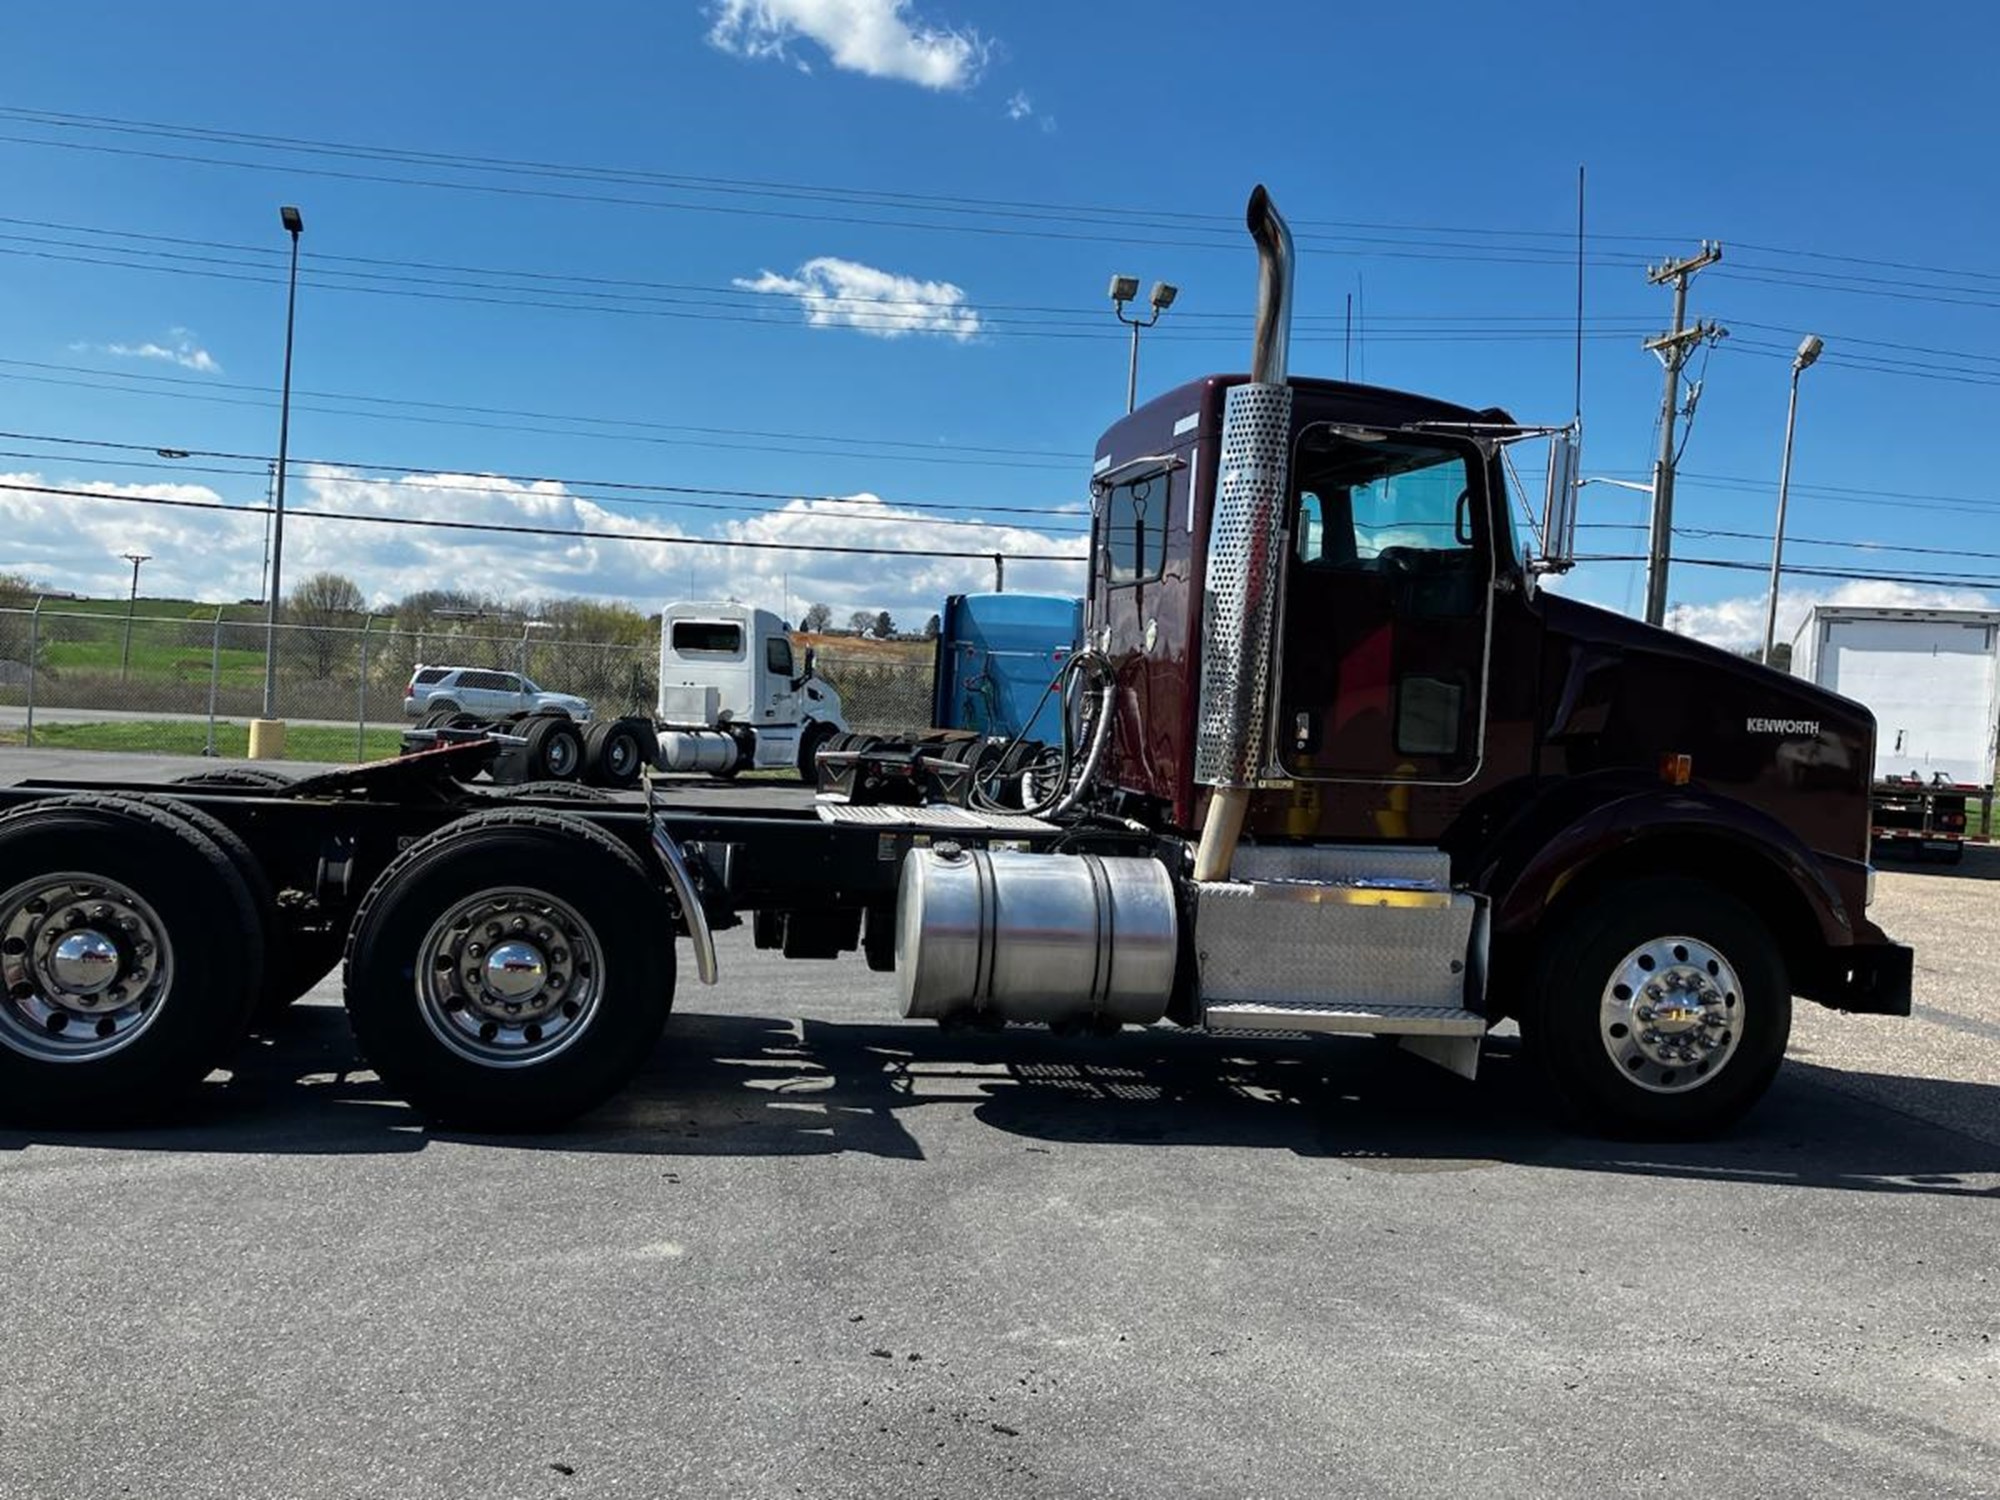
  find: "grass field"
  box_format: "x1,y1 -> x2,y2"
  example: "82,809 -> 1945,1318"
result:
0,719 -> 404,761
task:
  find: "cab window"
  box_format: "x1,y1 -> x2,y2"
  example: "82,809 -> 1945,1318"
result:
1103,473 -> 1169,586
673,621 -> 744,655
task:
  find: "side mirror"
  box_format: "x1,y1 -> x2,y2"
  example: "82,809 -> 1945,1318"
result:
1536,429 -> 1580,573
804,646 -> 817,678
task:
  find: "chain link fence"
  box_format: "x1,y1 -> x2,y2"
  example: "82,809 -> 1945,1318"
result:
809,648 -> 936,736
0,607 -> 939,759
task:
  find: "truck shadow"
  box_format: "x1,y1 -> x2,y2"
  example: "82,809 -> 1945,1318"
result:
3,1003 -> 1996,1200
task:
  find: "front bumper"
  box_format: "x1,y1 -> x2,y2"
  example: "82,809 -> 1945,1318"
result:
1808,931 -> 1914,1016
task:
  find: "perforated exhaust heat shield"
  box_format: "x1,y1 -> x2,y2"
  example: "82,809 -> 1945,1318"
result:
1194,186 -> 1294,788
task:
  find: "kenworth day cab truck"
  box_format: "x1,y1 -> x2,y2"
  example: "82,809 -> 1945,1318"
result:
0,188 -> 1909,1139
1791,604 -> 2000,862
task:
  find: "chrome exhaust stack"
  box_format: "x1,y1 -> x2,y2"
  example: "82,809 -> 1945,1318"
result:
1192,185 -> 1295,882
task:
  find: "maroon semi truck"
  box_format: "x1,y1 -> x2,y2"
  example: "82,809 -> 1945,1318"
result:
0,187 -> 1908,1138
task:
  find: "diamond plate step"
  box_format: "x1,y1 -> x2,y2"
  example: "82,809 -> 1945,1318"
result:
1229,843 -> 1450,890
1194,879 -> 1486,1013
1201,1000 -> 1485,1036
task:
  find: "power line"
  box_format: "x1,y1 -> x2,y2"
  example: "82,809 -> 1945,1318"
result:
0,428 -> 1093,523
0,479 -> 1088,563
0,356 -> 1090,473
27,105 -> 2000,288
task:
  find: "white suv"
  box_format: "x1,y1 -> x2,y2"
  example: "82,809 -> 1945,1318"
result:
404,666 -> 593,721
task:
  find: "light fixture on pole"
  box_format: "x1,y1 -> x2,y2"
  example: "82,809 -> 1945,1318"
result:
261,203 -> 304,719
118,552 -> 151,682
1110,275 -> 1178,414
1760,333 -> 1825,666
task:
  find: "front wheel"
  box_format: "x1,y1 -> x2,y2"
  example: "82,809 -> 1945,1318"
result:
342,808 -> 676,1129
796,721 -> 837,784
1521,876 -> 1790,1138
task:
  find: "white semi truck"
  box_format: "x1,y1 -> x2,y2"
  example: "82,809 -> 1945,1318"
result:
653,602 -> 847,779
1792,604 -> 2000,860
405,601 -> 849,786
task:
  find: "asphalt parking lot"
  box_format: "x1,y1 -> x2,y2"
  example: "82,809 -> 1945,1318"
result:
1,754 -> 1995,1499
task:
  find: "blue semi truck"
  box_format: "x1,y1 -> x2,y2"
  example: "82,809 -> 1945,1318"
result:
930,592 -> 1083,743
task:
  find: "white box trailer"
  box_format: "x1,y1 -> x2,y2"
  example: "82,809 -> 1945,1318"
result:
1792,604 -> 2000,858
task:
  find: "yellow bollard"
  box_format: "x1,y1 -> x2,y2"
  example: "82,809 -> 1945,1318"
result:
247,719 -> 288,760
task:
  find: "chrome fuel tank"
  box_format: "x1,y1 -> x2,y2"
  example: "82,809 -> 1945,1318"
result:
895,847 -> 1178,1026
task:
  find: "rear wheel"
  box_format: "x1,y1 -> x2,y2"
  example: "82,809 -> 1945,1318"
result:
523,715 -> 585,781
584,719 -> 649,789
1522,876 -> 1789,1138
429,699 -> 462,718
0,795 -> 263,1125
155,796 -> 325,1026
342,809 -> 676,1129
483,780 -> 614,803
170,767 -> 294,792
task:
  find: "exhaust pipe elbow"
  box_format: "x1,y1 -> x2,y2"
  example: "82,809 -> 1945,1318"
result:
1246,184 -> 1294,386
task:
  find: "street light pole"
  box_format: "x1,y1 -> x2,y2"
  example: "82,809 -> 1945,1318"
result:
1761,334 -> 1825,666
262,204 -> 304,719
1109,276 -> 1179,414
118,551 -> 151,682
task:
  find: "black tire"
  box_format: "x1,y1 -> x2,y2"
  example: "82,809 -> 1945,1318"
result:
586,719 -> 650,790
523,715 -> 585,781
484,780 -> 614,803
1521,876 -> 1790,1139
149,795 -> 339,1025
0,794 -> 263,1126
429,699 -> 462,717
796,721 -> 837,784
342,808 -> 676,1130
170,767 -> 295,791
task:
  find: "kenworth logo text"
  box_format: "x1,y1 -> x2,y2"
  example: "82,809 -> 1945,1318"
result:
1747,717 -> 1820,736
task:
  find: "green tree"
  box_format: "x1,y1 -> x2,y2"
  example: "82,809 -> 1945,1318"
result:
873,610 -> 895,640
287,572 -> 366,679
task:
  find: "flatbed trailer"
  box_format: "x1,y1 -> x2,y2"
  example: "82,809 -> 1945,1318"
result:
0,187 -> 1912,1140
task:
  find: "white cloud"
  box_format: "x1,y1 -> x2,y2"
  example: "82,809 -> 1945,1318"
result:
0,469 -> 1085,627
733,256 -> 981,340
1666,578 -> 1994,653
705,0 -> 990,90
83,327 -> 222,374
1004,90 -> 1055,132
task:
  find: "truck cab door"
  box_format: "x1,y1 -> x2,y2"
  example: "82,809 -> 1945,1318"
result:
762,633 -> 801,724
1273,428 -> 1493,785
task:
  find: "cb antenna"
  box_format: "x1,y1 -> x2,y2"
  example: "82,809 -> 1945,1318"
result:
1573,163 -> 1586,429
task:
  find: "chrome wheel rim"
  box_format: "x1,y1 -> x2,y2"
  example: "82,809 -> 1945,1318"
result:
0,874 -> 174,1062
1599,934 -> 1743,1093
415,887 -> 602,1068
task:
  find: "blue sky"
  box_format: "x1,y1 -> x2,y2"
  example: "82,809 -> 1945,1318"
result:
2,0 -> 1997,641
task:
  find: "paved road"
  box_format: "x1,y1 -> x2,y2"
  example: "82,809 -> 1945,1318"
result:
0,753 -> 1994,1498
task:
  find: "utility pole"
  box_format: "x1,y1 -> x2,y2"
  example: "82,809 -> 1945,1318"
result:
119,552 -> 151,682
1641,243 -> 1725,627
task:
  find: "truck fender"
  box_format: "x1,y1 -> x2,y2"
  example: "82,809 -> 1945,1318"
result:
1482,787 -> 1854,950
